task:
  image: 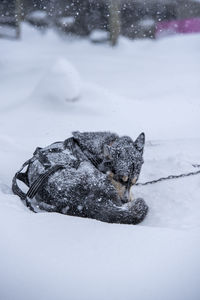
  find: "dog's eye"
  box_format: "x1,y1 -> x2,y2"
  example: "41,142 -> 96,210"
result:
122,175 -> 128,182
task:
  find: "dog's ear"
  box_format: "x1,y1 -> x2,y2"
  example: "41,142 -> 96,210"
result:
134,132 -> 145,152
103,144 -> 112,159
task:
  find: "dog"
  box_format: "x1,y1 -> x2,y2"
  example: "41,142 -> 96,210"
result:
12,131 -> 148,224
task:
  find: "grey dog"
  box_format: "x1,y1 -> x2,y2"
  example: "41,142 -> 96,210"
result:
12,131 -> 148,224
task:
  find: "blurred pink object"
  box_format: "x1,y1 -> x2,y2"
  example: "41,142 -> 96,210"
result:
156,18 -> 200,37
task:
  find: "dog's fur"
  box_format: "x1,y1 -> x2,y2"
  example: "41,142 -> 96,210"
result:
26,131 -> 148,224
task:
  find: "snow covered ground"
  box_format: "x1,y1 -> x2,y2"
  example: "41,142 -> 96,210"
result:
0,23 -> 200,300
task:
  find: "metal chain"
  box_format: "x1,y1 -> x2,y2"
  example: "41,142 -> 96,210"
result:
193,164 -> 200,168
135,169 -> 200,186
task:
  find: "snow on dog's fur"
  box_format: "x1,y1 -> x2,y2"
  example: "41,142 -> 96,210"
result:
15,132 -> 148,224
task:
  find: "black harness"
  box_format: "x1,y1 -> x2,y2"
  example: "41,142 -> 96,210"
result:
12,137 -> 104,212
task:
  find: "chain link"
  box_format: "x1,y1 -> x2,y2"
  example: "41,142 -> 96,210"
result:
135,169 -> 200,186
193,164 -> 200,168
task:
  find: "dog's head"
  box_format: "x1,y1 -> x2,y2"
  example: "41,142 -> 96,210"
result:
104,133 -> 145,201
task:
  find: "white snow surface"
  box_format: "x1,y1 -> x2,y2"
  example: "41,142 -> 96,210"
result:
0,23 -> 200,300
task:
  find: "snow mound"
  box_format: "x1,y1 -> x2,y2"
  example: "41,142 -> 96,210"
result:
33,58 -> 81,104
27,10 -> 48,21
138,18 -> 155,28
57,16 -> 75,27
89,29 -> 109,43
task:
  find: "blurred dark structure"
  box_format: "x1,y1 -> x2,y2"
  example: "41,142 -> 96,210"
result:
1,0 -> 200,41
0,0 -> 20,38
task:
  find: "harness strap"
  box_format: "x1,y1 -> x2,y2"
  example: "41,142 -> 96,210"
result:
26,164 -> 65,199
12,158 -> 33,200
12,141 -> 66,200
12,157 -> 65,212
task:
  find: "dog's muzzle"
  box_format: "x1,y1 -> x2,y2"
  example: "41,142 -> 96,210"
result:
108,171 -> 137,203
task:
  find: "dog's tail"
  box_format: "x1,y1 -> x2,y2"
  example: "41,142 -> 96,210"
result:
85,198 -> 148,225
